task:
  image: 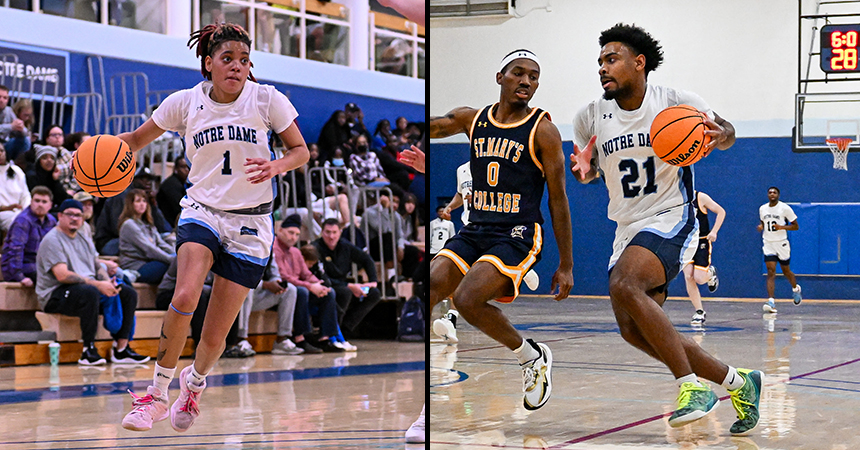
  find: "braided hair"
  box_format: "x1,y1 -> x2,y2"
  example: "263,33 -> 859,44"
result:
188,23 -> 257,82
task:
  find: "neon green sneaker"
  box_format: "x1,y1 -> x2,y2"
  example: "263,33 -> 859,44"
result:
729,369 -> 764,435
667,381 -> 720,427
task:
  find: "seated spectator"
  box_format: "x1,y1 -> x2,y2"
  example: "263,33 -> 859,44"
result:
344,102 -> 370,142
0,85 -> 16,147
156,155 -> 188,227
313,219 -> 381,337
371,118 -> 391,150
1,186 -> 55,286
273,214 -> 343,353
95,168 -> 169,255
74,191 -> 96,240
300,243 -> 357,351
45,125 -> 79,196
63,131 -> 91,154
35,199 -> 148,365
0,144 -> 30,233
349,135 -> 388,187
312,184 -> 350,229
157,258 -> 213,352
392,116 -> 408,141
377,134 -> 414,192
398,192 -> 424,280
26,145 -> 70,208
6,99 -> 33,163
317,110 -> 350,163
231,256 -> 309,356
118,188 -> 175,284
364,187 -> 420,281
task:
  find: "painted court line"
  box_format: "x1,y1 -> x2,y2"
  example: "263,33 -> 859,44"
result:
0,430 -> 406,446
455,335 -> 597,354
22,436 -> 406,450
0,361 -> 424,406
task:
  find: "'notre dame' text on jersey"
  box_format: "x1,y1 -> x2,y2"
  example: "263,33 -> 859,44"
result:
467,103 -> 547,226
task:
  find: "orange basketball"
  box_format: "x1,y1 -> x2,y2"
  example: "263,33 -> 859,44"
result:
650,105 -> 711,167
73,135 -> 136,198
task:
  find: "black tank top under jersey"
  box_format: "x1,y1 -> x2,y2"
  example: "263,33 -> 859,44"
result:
693,192 -> 710,237
468,103 -> 547,226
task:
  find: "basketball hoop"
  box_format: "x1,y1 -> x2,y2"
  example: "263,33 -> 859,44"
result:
826,138 -> 853,170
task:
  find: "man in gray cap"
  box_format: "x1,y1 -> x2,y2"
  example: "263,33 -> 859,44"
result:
36,199 -> 148,365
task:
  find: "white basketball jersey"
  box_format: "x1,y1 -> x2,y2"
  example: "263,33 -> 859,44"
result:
573,85 -> 714,224
760,201 -> 796,242
152,80 -> 298,211
430,217 -> 456,254
456,162 -> 472,225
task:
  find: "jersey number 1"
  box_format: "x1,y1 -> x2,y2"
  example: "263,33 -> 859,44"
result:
222,151 -> 232,175
619,157 -> 657,198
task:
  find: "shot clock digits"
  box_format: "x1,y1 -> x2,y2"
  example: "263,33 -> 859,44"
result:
821,24 -> 860,73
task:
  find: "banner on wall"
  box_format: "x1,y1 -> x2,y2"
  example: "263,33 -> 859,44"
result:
0,41 -> 69,100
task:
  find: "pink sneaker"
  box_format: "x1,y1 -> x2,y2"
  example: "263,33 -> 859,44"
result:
121,386 -> 169,431
170,365 -> 205,432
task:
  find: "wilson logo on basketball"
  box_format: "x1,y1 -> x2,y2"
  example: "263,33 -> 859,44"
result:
666,140 -> 701,166
117,150 -> 133,172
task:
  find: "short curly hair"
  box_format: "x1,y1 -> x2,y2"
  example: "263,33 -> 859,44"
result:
599,23 -> 664,76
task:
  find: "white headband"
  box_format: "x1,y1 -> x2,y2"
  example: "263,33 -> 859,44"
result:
499,50 -> 540,73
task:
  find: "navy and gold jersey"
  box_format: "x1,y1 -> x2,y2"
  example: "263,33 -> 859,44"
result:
693,192 -> 710,237
467,103 -> 547,226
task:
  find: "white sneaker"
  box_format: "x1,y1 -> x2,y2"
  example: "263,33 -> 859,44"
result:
405,404 -> 425,443
237,339 -> 256,356
523,269 -> 540,290
432,313 -> 458,343
762,300 -> 777,313
691,310 -> 706,325
521,340 -> 553,410
170,365 -> 204,432
792,284 -> 802,305
334,340 -> 358,352
272,339 -> 303,355
122,386 -> 169,431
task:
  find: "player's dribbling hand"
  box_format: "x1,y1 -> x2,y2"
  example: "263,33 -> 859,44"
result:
570,136 -> 597,179
244,158 -> 281,184
702,115 -> 727,155
550,268 -> 573,301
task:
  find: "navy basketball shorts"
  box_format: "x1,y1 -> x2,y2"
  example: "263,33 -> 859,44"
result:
434,222 -> 542,302
692,237 -> 712,269
610,203 -> 698,284
176,197 -> 273,289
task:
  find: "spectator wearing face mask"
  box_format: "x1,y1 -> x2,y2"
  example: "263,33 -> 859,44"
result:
349,135 -> 388,187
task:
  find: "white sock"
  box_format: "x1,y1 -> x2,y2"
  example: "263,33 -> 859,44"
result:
187,363 -> 208,390
793,285 -> 801,292
723,366 -> 744,391
153,363 -> 176,394
767,297 -> 775,303
513,339 -> 540,365
676,373 -> 702,387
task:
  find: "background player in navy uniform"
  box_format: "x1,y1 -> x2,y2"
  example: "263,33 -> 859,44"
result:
115,23 -> 309,432
430,49 -> 574,412
758,186 -> 802,313
569,24 -> 763,434
684,191 -> 725,325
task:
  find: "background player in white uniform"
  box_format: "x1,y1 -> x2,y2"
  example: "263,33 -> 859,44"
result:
757,186 -> 801,312
684,191 -> 725,325
570,23 -> 763,434
116,23 -> 309,433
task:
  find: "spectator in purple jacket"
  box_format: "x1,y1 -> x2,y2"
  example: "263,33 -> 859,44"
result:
1,186 -> 56,286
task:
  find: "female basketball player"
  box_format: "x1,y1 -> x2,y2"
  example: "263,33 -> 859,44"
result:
115,23 -> 309,432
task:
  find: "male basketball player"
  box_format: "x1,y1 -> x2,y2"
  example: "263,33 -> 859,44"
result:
569,24 -> 763,434
434,160 -> 540,343
430,49 -> 574,411
758,186 -> 802,313
684,191 -> 725,325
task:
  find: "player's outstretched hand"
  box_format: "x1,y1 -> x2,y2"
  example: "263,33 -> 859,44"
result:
702,115 -> 727,155
570,136 -> 597,179
244,157 -> 283,184
400,145 -> 425,173
550,267 -> 573,301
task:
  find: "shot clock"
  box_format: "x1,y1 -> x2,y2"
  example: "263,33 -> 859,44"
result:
820,24 -> 859,73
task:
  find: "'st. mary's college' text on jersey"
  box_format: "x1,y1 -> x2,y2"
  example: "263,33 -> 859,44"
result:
467,103 -> 547,226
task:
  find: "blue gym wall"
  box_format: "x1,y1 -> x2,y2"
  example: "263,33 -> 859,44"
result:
430,138 -> 860,300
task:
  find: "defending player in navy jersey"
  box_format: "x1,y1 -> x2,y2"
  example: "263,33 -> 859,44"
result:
569,24 -> 763,434
430,49 -> 573,411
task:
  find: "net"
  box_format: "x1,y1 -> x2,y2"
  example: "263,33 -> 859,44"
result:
826,138 -> 853,170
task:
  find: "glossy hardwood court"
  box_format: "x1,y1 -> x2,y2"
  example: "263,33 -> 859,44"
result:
0,340 -> 425,449
429,296 -> 860,449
